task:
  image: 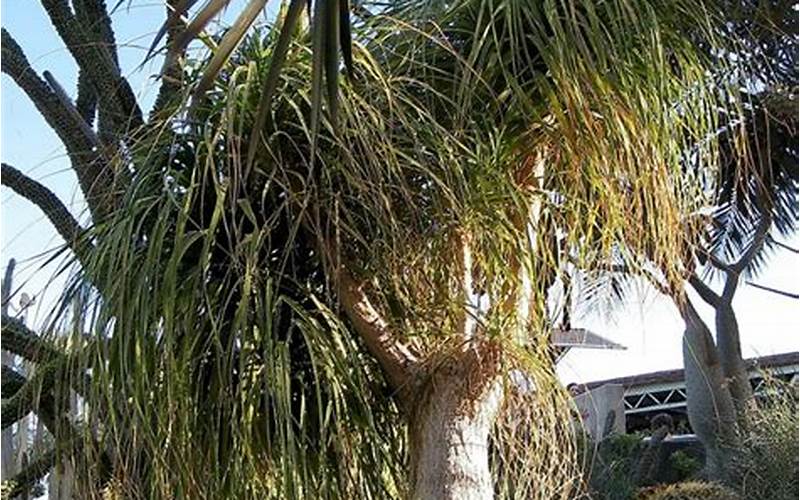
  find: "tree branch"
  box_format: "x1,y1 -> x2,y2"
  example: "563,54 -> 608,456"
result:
1,359 -> 66,431
40,0 -> 144,133
1,29 -> 99,160
711,215 -> 773,302
705,252 -> 734,273
73,0 -> 120,68
75,70 -> 98,126
151,0 -> 189,117
1,330 -> 93,436
1,28 -> 117,221
1,371 -> 42,430
0,366 -> 98,498
1,366 -> 69,444
687,274 -> 721,307
454,231 -> 476,339
1,364 -> 26,399
0,447 -> 56,499
1,316 -> 94,400
73,0 -> 129,146
42,72 -> 102,150
335,270 -> 418,393
1,163 -> 93,263
1,317 -> 62,363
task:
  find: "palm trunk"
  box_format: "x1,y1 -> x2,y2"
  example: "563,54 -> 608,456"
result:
408,341 -> 503,500
680,299 -> 739,483
715,303 -> 755,429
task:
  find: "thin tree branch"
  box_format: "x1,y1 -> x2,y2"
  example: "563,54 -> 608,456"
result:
1,29 -> 99,161
1,316 -> 94,393
1,163 -> 93,263
1,367 -> 65,439
745,281 -> 799,299
713,215 -> 772,301
687,274 -> 721,307
0,30 -> 94,148
697,251 -> 738,302
721,271 -> 739,303
307,215 -> 418,394
1,360 -> 65,431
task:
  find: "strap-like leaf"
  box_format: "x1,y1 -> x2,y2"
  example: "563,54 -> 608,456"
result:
339,0 -> 352,77
192,0 -> 269,103
325,0 -> 341,125
171,0 -> 232,64
145,0 -> 199,61
309,0 -> 328,154
246,0 -> 307,167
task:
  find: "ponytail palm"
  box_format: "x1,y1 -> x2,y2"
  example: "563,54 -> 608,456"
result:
1,0 -> 755,497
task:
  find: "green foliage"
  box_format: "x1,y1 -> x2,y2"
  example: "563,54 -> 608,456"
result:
582,432 -> 645,500
636,481 -> 741,500
668,451 -> 702,482
40,0 -> 757,497
736,380 -> 799,500
583,429 -> 704,499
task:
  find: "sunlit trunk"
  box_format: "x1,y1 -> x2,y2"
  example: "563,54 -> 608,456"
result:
409,341 -> 503,500
680,299 -> 739,484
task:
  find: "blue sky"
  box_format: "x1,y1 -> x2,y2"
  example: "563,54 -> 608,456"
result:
1,1 -> 798,383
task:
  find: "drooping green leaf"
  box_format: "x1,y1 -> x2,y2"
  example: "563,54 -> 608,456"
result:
246,0 -> 308,167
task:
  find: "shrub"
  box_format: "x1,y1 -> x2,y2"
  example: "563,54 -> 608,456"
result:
736,379 -> 798,500
581,432 -> 645,500
668,450 -> 702,482
635,480 -> 740,500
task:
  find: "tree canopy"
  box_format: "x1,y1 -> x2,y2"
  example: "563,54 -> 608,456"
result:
1,0 -> 796,498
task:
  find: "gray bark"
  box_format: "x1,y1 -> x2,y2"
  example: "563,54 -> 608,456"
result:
409,341 -> 503,500
715,303 -> 756,430
679,298 -> 739,484
1,259 -> 17,483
